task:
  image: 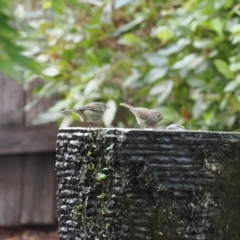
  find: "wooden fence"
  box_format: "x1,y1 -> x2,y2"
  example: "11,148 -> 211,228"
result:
0,74 -> 58,226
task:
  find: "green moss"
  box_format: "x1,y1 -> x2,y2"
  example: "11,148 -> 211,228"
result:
73,129 -> 117,238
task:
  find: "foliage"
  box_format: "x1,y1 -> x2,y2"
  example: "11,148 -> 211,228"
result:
0,0 -> 42,82
20,0 -> 240,130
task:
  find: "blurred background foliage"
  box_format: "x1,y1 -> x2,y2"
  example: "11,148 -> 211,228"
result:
3,0 -> 240,130
0,0 -> 42,82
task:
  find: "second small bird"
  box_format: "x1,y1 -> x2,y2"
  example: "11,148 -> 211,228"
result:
120,103 -> 164,129
61,102 -> 108,124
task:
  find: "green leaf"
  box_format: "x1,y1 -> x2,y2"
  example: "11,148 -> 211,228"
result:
154,26 -> 173,40
97,193 -> 106,199
42,67 -> 60,77
231,24 -> 240,34
62,50 -> 73,62
51,0 -> 65,14
49,99 -> 72,112
87,151 -> 92,156
112,15 -> 145,37
123,68 -> 142,88
149,80 -> 173,104
226,116 -> 236,129
102,100 -> 117,127
192,98 -> 206,118
187,78 -> 205,87
158,106 -> 181,122
204,111 -> 215,126
106,143 -> 114,151
158,38 -> 190,56
118,33 -> 139,46
209,18 -> 225,36
223,0 -> 234,8
214,0 -> 225,9
232,33 -> 240,44
95,48 -> 114,63
98,208 -> 105,214
173,54 -> 197,69
224,75 -> 240,92
230,62 -> 240,72
114,0 -> 131,9
96,173 -> 108,181
144,67 -> 168,83
193,39 -> 213,49
214,59 -> 234,79
42,0 -> 52,10
0,60 -> 22,83
204,158 -> 209,166
32,112 -> 62,124
143,53 -> 168,67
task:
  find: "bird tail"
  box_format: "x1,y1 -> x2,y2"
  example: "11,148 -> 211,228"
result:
120,103 -> 134,109
60,110 -> 72,113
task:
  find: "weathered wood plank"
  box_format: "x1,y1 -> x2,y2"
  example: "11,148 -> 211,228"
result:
0,156 -> 23,226
0,75 -> 24,127
24,79 -> 57,127
20,153 -> 56,224
0,126 -> 58,155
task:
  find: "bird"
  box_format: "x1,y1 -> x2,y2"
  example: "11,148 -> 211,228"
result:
61,102 -> 108,125
120,103 -> 164,129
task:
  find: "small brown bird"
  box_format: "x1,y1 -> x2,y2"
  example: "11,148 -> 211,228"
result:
120,103 -> 164,129
61,102 -> 108,124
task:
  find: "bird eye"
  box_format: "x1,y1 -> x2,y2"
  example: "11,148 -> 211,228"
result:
158,115 -> 160,117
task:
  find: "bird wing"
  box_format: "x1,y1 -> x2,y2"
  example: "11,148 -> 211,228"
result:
120,103 -> 149,120
74,106 -> 93,111
61,103 -> 104,113
132,108 -> 148,120
74,103 -> 101,112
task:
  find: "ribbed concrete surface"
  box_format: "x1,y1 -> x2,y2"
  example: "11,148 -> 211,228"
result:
56,128 -> 240,240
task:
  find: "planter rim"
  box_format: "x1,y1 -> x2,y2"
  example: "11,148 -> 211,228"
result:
58,127 -> 240,135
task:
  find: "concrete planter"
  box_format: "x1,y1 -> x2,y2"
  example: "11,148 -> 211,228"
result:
56,128 -> 240,240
